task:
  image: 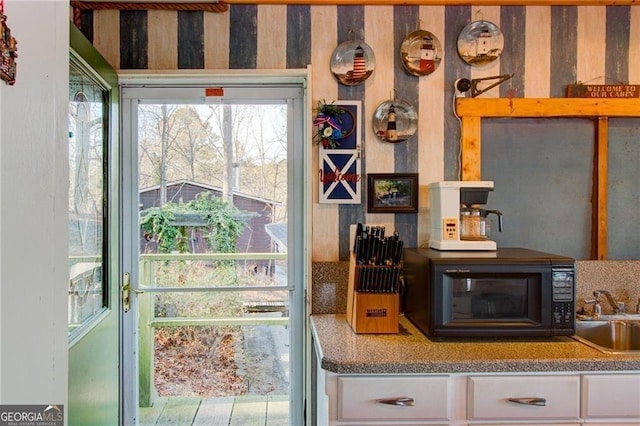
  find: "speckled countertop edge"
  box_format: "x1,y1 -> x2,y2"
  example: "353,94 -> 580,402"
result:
311,314 -> 640,375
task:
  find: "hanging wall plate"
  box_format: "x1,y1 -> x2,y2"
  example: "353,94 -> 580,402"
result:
330,37 -> 376,86
400,29 -> 442,77
372,98 -> 418,144
457,20 -> 504,67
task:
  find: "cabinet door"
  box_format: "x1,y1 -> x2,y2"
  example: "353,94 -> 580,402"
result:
338,376 -> 449,421
468,375 -> 580,421
582,374 -> 640,418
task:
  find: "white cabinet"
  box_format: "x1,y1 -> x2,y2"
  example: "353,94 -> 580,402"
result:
468,375 -> 580,421
338,376 -> 449,422
581,374 -> 640,419
316,366 -> 640,425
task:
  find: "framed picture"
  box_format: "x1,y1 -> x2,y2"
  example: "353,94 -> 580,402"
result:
367,173 -> 418,213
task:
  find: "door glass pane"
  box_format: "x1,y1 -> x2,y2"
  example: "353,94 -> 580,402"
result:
68,60 -> 107,336
136,101 -> 290,424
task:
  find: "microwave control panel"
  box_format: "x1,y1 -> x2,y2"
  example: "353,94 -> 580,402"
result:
551,267 -> 575,327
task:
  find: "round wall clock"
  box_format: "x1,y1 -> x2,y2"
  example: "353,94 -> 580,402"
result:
330,39 -> 376,86
372,98 -> 418,144
457,20 -> 504,67
400,29 -> 442,77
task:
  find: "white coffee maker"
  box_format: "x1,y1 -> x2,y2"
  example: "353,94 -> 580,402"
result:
428,181 -> 502,250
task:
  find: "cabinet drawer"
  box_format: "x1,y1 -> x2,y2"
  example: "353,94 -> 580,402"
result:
468,375 -> 580,421
338,376 -> 449,421
582,374 -> 640,418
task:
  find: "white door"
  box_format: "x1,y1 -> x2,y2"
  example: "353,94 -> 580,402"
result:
120,73 -> 309,425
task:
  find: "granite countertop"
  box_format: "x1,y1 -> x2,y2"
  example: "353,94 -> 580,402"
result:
311,314 -> 640,375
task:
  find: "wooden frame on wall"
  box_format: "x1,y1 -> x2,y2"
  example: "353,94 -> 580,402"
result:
367,173 -> 418,214
455,97 -> 640,260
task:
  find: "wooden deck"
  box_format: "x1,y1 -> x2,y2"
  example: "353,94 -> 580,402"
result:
139,395 -> 289,426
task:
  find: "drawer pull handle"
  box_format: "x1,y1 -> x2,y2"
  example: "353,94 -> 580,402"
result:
507,397 -> 547,406
376,397 -> 414,407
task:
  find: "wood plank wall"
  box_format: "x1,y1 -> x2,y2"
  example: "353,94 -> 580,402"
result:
80,5 -> 639,262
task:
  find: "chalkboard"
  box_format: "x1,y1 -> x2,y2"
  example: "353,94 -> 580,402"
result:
607,118 -> 640,260
481,118 -> 593,259
482,118 -> 640,260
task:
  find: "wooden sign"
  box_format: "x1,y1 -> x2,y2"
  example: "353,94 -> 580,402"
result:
566,84 -> 640,98
318,101 -> 362,204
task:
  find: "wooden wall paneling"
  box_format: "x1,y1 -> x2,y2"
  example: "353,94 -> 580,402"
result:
595,116 -> 608,260
80,10 -> 94,42
629,7 -> 640,83
258,5 -> 287,69
148,10 -> 177,69
499,5 -> 526,98
550,6 -> 577,97
204,10 -> 230,69
444,5 -> 471,181
363,6 -> 396,230
93,10 -> 120,70
177,11 -> 205,69
524,6 -> 551,97
337,6 -> 366,260
392,6 -> 419,248
418,6 -> 445,247
605,6 -> 631,84
310,6 -> 339,261
286,6 -> 312,69
576,6 -> 606,85
229,6 -> 258,69
120,10 -> 149,69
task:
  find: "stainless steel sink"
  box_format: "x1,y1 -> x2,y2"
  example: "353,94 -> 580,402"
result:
573,320 -> 640,354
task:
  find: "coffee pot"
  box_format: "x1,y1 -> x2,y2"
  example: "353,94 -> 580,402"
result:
428,181 -> 503,250
460,206 -> 503,241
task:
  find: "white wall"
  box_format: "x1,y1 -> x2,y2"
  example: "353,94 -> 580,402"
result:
0,0 -> 68,407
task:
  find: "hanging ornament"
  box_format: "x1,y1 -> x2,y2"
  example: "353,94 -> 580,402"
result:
372,92 -> 418,144
330,30 -> 375,86
0,0 -> 18,85
457,18 -> 503,67
400,29 -> 442,77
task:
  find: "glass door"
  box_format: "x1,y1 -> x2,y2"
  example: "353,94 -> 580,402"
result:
68,24 -> 120,426
120,76 -> 308,425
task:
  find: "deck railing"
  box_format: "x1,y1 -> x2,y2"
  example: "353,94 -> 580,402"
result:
137,252 -> 288,407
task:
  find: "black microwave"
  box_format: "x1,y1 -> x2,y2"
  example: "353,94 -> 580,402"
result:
402,248 -> 575,338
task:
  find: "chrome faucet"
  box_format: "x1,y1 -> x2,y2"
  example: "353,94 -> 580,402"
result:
583,296 -> 602,318
593,290 -> 624,314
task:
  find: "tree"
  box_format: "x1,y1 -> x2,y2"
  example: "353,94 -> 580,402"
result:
138,102 -> 289,225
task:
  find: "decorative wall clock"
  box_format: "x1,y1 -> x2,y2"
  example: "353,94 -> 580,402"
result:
400,29 -> 442,77
457,20 -> 503,67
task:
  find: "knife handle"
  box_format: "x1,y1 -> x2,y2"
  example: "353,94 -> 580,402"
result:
376,397 -> 415,407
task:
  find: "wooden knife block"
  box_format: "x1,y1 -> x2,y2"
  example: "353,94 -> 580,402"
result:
346,253 -> 399,334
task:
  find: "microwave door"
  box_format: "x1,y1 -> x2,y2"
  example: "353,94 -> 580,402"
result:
452,278 -> 474,319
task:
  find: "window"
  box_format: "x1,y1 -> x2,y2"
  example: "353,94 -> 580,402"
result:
68,56 -> 108,336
